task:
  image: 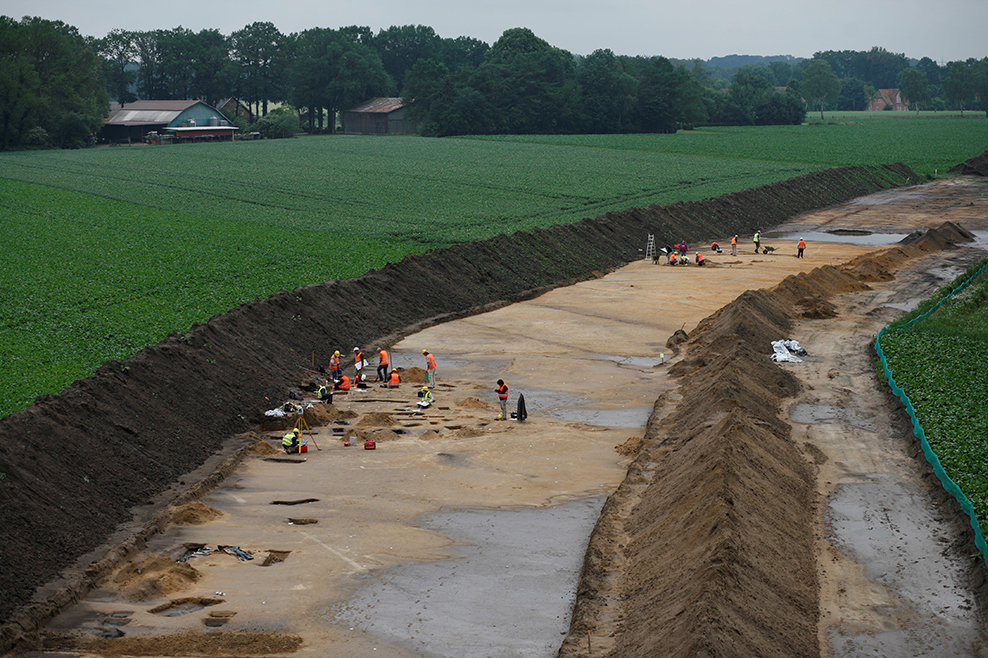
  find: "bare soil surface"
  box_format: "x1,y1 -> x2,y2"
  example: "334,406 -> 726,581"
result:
20,178 -> 988,657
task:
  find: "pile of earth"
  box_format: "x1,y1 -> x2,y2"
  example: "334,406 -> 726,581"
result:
948,149 -> 988,177
557,223 -> 975,657
0,164 -> 921,648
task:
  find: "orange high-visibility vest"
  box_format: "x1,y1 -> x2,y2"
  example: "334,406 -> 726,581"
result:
329,354 -> 340,369
731,236 -> 737,245
798,239 -> 806,249
388,371 -> 401,387
425,353 -> 436,370
379,349 -> 389,365
497,383 -> 508,399
339,375 -> 350,390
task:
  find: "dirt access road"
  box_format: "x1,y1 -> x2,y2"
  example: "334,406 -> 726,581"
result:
37,179 -> 988,658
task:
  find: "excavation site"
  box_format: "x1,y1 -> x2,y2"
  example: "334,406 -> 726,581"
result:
2,164 -> 988,657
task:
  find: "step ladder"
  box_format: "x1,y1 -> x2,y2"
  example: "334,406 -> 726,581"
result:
644,234 -> 655,261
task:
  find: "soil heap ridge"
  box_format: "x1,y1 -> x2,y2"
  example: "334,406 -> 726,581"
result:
558,223 -> 970,657
0,164 -> 920,641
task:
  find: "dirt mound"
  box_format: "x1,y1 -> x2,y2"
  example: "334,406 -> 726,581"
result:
615,436 -> 645,457
401,366 -> 428,384
949,150 -> 988,176
112,554 -> 200,602
247,439 -> 281,455
356,412 -> 396,426
794,296 -> 838,319
363,428 -> 403,443
451,426 -> 486,439
0,164 -> 924,641
169,502 -> 224,525
417,430 -> 443,441
304,403 -> 340,425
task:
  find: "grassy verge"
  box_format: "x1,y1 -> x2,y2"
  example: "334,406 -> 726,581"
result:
879,255 -> 988,537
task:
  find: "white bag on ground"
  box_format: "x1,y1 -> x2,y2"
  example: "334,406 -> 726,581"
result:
770,340 -> 803,363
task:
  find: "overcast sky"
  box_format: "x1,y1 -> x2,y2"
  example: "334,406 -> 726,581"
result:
5,0 -> 985,63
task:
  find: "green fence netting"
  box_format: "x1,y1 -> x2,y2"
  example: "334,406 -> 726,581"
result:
875,257 -> 988,561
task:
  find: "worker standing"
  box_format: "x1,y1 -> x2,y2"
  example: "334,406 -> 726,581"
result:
731,235 -> 738,256
352,347 -> 364,380
329,350 -> 342,380
495,379 -> 509,420
376,347 -> 390,382
753,231 -> 761,254
797,237 -> 806,259
422,350 -> 437,389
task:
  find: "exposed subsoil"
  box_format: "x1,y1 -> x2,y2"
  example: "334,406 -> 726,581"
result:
2,168 -> 987,657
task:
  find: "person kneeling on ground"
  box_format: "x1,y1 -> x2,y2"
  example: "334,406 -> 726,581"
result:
335,375 -> 351,390
282,428 -> 300,454
354,374 -> 369,389
317,382 -> 333,403
696,253 -> 705,266
417,386 -> 433,408
387,370 -> 401,388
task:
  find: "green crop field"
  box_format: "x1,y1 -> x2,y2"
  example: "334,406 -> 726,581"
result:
1,116 -> 986,418
879,257 -> 988,538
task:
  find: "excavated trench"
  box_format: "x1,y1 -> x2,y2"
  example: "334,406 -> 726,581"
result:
7,162 -> 988,657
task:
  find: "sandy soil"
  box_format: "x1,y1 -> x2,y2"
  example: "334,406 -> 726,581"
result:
34,178 -> 988,657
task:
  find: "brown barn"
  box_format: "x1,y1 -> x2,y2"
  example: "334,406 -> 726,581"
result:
342,98 -> 416,135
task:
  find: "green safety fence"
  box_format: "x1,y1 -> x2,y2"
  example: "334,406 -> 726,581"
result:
874,257 -> 988,561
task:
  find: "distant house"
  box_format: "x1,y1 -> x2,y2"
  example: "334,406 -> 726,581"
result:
342,98 -> 416,135
868,89 -> 908,112
102,100 -> 237,143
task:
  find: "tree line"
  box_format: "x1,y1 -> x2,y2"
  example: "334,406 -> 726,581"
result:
1,16 -> 987,150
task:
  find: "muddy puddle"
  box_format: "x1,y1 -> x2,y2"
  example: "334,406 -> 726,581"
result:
827,474 -> 986,657
766,230 -> 910,246
329,497 -> 606,658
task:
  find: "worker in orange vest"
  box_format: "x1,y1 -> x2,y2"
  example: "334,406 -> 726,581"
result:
387,370 -> 401,388
731,235 -> 738,256
422,350 -> 437,388
329,350 -> 341,380
797,237 -> 806,258
335,374 -> 351,390
495,379 -> 509,420
352,347 -> 364,380
376,347 -> 390,382
696,252 -> 706,266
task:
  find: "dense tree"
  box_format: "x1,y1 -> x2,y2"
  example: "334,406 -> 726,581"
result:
231,21 -> 286,116
836,77 -> 868,111
578,49 -> 637,132
373,25 -> 441,91
802,58 -> 841,119
943,61 -> 975,115
899,67 -> 930,115
471,28 -> 579,134
92,29 -> 136,105
0,16 -> 107,149
975,59 -> 988,118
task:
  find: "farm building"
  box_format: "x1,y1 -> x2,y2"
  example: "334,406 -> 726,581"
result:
216,98 -> 254,124
343,98 -> 416,135
102,100 -> 237,143
868,89 -> 908,111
